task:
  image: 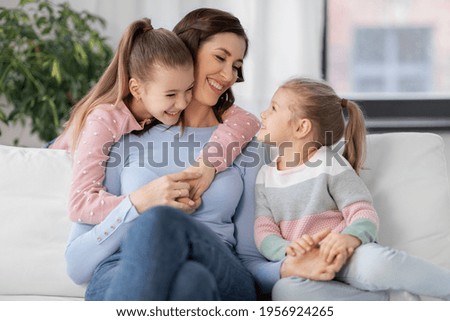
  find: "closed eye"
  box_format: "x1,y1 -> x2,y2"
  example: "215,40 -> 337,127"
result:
215,55 -> 225,62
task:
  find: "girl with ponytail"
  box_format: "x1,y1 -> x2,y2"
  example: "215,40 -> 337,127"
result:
255,77 -> 450,301
50,16 -> 259,225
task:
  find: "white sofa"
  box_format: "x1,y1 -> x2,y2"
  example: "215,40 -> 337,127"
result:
0,132 -> 449,300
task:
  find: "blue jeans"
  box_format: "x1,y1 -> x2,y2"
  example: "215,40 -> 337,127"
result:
273,243 -> 450,300
85,206 -> 256,301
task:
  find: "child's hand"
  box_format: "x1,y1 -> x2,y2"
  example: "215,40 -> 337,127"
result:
129,171 -> 201,214
286,229 -> 332,256
286,234 -> 317,256
184,158 -> 216,201
176,197 -> 202,214
319,233 -> 361,263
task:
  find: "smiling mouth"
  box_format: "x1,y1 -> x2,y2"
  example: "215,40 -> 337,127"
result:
208,78 -> 224,91
165,111 -> 180,116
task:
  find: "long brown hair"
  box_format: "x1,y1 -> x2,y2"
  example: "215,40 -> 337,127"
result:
281,78 -> 367,174
63,18 -> 193,149
173,8 -> 249,122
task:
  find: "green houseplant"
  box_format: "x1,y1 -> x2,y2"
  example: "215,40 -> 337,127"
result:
0,0 -> 113,142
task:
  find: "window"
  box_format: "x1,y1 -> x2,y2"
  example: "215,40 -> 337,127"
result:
354,27 -> 431,93
326,0 -> 450,132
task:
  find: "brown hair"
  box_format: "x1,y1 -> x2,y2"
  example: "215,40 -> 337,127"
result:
63,18 -> 193,149
281,78 -> 367,174
173,8 -> 249,122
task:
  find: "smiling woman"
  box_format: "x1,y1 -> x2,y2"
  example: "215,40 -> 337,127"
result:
187,32 -> 247,127
64,8 -> 267,301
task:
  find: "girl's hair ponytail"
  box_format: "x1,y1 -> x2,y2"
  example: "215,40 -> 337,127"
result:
342,99 -> 366,174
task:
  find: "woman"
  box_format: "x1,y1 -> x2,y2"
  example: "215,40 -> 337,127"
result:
66,8 -> 261,300
65,8 -> 386,301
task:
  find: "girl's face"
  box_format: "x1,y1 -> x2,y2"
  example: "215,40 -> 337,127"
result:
257,88 -> 297,146
192,32 -> 246,107
131,64 -> 194,125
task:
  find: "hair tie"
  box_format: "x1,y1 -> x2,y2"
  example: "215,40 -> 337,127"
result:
341,98 -> 348,108
142,26 -> 153,32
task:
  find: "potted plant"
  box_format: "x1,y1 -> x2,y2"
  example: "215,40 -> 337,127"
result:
0,0 -> 113,142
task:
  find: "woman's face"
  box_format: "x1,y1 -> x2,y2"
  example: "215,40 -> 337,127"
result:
192,32 -> 246,107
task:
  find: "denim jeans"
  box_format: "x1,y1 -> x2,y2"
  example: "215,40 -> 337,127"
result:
85,206 -> 256,301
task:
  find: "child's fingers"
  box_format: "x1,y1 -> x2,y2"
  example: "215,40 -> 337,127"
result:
319,241 -> 331,261
171,188 -> 190,200
169,170 -> 202,182
326,248 -> 338,264
173,181 -> 191,191
329,253 -> 347,273
286,245 -> 296,256
327,244 -> 348,263
311,228 -> 331,244
301,235 -> 315,247
192,197 -> 202,209
297,238 -> 313,252
288,241 -> 307,255
171,198 -> 199,214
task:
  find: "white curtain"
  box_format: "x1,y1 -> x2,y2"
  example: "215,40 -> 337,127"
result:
0,0 -> 324,146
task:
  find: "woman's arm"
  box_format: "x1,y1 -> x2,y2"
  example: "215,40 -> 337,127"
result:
64,137 -> 200,285
65,196 -> 140,284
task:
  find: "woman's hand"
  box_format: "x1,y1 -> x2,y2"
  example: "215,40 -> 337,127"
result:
281,249 -> 346,281
129,171 -> 201,214
184,157 -> 216,201
176,197 -> 202,214
319,233 -> 361,263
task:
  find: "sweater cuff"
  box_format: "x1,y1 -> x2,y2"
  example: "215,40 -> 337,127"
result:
342,219 -> 378,244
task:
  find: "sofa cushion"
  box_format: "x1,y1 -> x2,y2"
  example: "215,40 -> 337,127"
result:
361,132 -> 450,269
0,145 -> 85,298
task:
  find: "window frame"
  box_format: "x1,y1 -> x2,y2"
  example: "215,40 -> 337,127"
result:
323,0 -> 450,133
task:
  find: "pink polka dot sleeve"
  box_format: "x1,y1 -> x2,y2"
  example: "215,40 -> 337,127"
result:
51,103 -> 145,225
67,110 -> 129,224
201,105 -> 260,172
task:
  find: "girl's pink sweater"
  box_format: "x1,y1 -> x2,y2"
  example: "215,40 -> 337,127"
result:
51,101 -> 260,224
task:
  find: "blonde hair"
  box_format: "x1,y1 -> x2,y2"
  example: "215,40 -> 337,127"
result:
63,18 -> 193,149
281,78 -> 367,174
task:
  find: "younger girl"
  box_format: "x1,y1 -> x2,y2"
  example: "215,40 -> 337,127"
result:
254,77 -> 450,300
50,18 -> 260,224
